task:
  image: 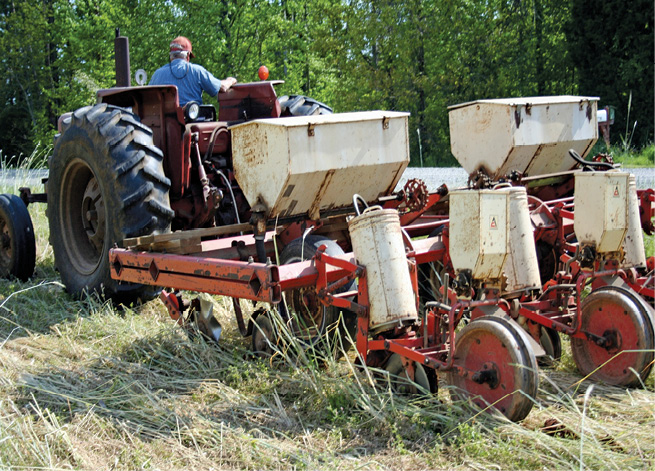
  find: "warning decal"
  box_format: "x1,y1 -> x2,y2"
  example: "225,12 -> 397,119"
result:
613,186 -> 620,197
490,216 -> 498,229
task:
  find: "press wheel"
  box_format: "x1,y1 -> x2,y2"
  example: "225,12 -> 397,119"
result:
447,317 -> 538,422
251,313 -> 277,358
593,284 -> 655,340
538,326 -> 562,367
571,289 -> 654,387
382,353 -> 435,395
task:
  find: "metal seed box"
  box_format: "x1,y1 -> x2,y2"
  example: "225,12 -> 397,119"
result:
574,171 -> 629,253
449,96 -> 599,179
230,111 -> 410,219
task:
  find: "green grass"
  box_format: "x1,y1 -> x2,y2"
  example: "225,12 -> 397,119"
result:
612,144 -> 654,168
0,152 -> 653,470
590,142 -> 655,168
645,233 -> 654,258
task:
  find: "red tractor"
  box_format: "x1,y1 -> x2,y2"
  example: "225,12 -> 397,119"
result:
47,85 -> 330,302
40,39 -> 332,303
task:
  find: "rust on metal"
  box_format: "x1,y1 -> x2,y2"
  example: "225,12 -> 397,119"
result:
308,169 -> 335,220
110,248 -> 281,303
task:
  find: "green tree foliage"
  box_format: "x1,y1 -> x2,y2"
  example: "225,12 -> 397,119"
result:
0,0 -> 650,165
567,0 -> 654,148
0,0 -> 55,162
320,0 -> 576,165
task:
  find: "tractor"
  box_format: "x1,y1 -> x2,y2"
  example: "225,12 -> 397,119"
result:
3,33 -> 414,353
32,34 -> 334,304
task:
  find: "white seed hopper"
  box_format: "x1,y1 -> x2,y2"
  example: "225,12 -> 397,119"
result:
449,96 -> 599,179
449,189 -> 510,282
574,171 -> 629,254
230,111 -> 410,219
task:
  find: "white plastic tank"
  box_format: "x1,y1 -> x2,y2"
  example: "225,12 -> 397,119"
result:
622,174 -> 647,268
449,189 -> 510,282
503,187 -> 541,296
348,207 -> 418,332
574,171 -> 629,253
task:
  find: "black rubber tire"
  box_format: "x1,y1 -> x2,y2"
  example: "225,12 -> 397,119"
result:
538,326 -> 562,368
251,312 -> 278,358
536,241 -> 557,285
279,235 -> 356,355
0,194 -> 36,281
277,95 -> 333,116
48,103 -> 174,303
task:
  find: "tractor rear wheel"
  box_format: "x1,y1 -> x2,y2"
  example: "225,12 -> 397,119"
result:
48,104 -> 174,303
278,95 -> 333,116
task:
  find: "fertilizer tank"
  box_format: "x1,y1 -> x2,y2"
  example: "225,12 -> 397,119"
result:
348,207 -> 418,333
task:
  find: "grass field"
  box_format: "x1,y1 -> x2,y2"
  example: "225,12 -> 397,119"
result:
0,176 -> 654,470
592,142 -> 655,168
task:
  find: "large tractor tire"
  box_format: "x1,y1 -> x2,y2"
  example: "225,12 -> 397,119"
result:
278,95 -> 333,116
48,104 -> 174,303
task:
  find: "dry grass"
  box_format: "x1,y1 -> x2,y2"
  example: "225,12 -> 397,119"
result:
1,278 -> 653,470
0,174 -> 653,470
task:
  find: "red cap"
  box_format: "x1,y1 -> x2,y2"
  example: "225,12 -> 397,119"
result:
170,36 -> 195,58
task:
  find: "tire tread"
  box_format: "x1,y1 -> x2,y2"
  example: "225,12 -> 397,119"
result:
49,104 -> 173,302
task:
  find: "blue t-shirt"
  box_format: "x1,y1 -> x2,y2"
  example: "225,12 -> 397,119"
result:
149,59 -> 222,105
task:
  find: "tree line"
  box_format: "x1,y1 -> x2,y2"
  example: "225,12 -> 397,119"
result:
1,0 -> 653,166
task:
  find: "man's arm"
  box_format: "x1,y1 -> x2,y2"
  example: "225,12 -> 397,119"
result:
196,65 -> 236,97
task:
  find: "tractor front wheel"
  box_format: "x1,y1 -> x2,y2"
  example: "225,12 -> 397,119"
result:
0,194 -> 36,281
278,95 -> 332,116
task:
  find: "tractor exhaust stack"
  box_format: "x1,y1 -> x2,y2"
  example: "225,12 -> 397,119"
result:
114,28 -> 131,87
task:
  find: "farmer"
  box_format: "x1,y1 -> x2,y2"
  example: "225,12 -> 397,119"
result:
149,36 -> 237,106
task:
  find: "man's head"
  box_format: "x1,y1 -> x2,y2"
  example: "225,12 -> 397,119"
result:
169,36 -> 195,62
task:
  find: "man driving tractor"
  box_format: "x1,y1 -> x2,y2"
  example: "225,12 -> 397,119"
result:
149,36 -> 237,105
